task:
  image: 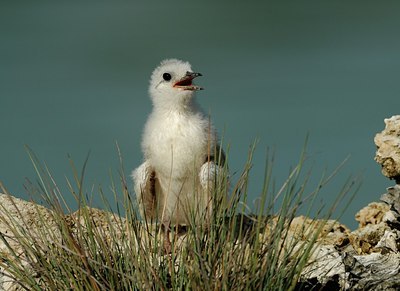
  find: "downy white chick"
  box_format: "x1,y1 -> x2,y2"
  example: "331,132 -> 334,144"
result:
132,59 -> 225,246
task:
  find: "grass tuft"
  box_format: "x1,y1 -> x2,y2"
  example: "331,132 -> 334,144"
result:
0,144 -> 358,290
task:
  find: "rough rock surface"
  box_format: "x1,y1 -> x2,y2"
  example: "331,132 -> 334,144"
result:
0,194 -> 133,291
375,115 -> 400,183
0,194 -> 58,290
297,184 -> 400,290
355,202 -> 390,228
0,191 -> 399,291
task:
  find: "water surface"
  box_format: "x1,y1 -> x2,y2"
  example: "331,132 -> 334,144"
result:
1,1 -> 400,229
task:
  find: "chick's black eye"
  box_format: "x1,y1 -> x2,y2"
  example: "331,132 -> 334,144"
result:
163,73 -> 172,81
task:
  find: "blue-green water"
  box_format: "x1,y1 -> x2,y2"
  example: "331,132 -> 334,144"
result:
1,1 -> 399,229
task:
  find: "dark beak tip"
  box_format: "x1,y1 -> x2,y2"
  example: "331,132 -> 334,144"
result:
186,71 -> 202,78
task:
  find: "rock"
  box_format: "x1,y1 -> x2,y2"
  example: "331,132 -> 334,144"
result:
65,206 -> 127,250
355,202 -> 390,228
300,245 -> 348,289
0,193 -> 59,291
288,216 -> 350,247
375,230 -> 399,253
380,184 -> 400,230
0,194 -> 143,290
1,187 -> 400,290
350,203 -> 393,254
0,193 -> 59,256
349,222 -> 390,254
374,115 -> 400,183
346,253 -> 400,290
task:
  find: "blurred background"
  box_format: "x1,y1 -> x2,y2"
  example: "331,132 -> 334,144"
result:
1,1 -> 399,229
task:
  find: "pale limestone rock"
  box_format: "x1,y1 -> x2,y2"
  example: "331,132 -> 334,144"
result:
380,184 -> 400,227
375,115 -> 400,182
66,206 -> 127,251
2,190 -> 400,289
375,230 -> 399,253
349,222 -> 390,254
0,193 -> 59,291
0,193 -> 59,258
300,245 -> 348,289
288,216 -> 350,247
383,210 -> 397,224
0,194 -> 146,290
355,202 -> 390,228
350,200 -> 396,255
349,253 -> 400,290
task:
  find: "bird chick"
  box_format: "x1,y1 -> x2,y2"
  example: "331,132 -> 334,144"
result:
132,59 -> 225,251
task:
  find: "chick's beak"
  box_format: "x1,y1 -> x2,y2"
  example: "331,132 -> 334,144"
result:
173,71 -> 203,91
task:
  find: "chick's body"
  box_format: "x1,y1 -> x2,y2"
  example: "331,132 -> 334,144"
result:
132,59 -> 222,227
142,108 -> 216,224
143,109 -> 212,180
